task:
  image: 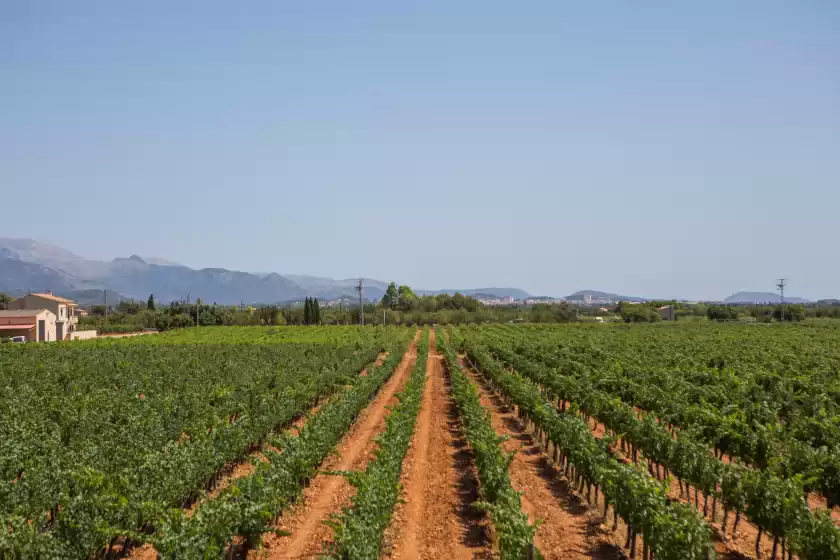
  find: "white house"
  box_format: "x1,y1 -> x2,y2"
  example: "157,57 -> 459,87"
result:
8,292 -> 79,340
0,309 -> 58,341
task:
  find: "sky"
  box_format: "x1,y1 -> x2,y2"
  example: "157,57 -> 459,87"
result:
2,1 -> 839,300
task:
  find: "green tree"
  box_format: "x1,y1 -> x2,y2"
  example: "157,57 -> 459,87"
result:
304,297 -> 312,325
396,285 -> 418,310
382,282 -> 399,309
0,293 -> 12,310
313,298 -> 321,324
619,302 -> 661,323
147,294 -> 156,311
706,304 -> 739,321
773,304 -> 805,322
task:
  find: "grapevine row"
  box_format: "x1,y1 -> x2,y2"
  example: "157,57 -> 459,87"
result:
451,331 -> 715,560
437,330 -> 539,559
496,324 -> 840,507
0,327 -> 410,558
326,329 -> 431,559
475,334 -> 840,560
151,345 -> 411,558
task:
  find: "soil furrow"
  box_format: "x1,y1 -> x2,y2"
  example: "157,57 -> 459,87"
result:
384,330 -> 492,560
460,357 -> 621,560
253,332 -> 420,559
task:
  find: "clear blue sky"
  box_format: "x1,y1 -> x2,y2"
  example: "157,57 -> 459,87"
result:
2,1 -> 838,300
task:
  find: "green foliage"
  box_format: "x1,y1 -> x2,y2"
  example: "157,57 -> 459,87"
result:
147,293 -> 155,310
619,302 -> 662,323
529,303 -> 577,323
773,304 -> 805,322
438,331 -> 539,559
381,282 -> 399,309
463,323 -> 840,559
460,334 -> 714,560
326,330 -> 430,559
706,304 -> 739,321
0,326 -> 413,557
153,333 -> 413,558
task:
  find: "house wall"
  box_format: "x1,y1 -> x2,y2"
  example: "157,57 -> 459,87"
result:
69,330 -> 98,341
35,311 -> 57,341
0,310 -> 57,341
9,296 -> 76,338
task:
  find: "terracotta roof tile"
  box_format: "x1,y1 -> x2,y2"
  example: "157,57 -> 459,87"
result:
0,309 -> 50,318
29,293 -> 76,305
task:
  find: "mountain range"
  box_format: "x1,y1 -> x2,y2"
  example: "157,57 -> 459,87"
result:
723,291 -> 810,305
0,238 -> 532,305
0,238 -> 821,306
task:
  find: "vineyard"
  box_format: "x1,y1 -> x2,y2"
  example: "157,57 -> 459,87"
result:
1,323 -> 839,559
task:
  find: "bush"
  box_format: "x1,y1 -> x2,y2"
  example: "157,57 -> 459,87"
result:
706,305 -> 739,321
620,303 -> 661,323
773,304 -> 805,322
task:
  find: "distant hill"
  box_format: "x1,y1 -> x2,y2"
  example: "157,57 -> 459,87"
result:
724,292 -> 810,304
58,289 -> 132,306
0,257 -> 96,294
0,238 -> 535,305
0,237 -> 109,278
0,241 -> 308,304
565,290 -> 647,302
143,257 -> 182,267
284,275 -> 389,301
103,256 -> 307,304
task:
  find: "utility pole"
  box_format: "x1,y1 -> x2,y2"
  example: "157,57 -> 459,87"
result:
355,279 -> 364,326
777,278 -> 787,321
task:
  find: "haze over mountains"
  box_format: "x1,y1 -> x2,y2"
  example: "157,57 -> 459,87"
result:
0,238 -> 534,305
0,238 -> 818,305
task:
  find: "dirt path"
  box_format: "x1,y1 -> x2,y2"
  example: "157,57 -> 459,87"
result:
253,332 -> 420,559
384,330 -> 492,560
461,359 -> 621,560
808,492 -> 840,527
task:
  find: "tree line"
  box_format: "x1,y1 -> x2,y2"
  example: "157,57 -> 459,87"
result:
10,286 -> 838,334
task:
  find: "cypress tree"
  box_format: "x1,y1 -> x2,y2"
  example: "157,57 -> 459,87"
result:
314,298 -> 321,324
304,297 -> 311,325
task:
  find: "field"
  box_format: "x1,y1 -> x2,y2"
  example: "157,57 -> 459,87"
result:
1,323 -> 839,559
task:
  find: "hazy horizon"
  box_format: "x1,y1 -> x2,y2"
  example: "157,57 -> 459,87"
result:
3,2 -> 838,301
0,235 -> 825,301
